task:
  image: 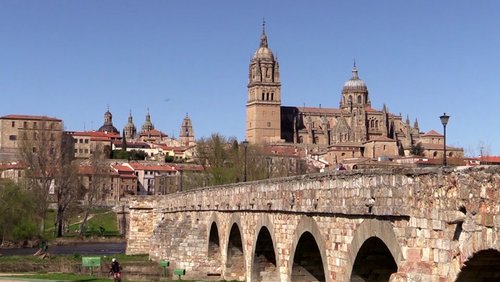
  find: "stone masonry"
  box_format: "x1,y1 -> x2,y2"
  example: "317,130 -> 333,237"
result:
126,166 -> 500,282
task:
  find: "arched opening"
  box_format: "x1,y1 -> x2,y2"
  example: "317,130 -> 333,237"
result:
455,249 -> 500,281
357,95 -> 362,104
252,227 -> 277,282
350,237 -> 397,281
225,223 -> 245,280
291,231 -> 325,282
207,222 -> 221,276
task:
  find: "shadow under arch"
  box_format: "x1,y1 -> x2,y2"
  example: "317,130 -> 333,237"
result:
207,213 -> 222,276
224,215 -> 246,281
250,215 -> 279,282
345,219 -> 403,281
288,216 -> 329,282
455,249 -> 500,281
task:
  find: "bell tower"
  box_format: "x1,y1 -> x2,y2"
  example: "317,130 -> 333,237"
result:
246,22 -> 281,143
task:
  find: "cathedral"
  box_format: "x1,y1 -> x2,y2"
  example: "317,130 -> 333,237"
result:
246,24 -> 463,163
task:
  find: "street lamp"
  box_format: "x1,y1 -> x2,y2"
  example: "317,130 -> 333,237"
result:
440,113 -> 450,166
242,140 -> 249,181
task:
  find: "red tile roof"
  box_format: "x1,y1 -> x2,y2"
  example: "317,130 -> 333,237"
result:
421,143 -> 463,150
112,165 -> 135,173
127,163 -> 176,172
70,131 -> 121,139
422,130 -> 443,137
478,156 -> 500,163
0,162 -> 26,170
139,129 -> 168,137
1,114 -> 62,122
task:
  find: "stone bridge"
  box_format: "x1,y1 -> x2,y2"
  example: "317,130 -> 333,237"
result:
126,166 -> 500,282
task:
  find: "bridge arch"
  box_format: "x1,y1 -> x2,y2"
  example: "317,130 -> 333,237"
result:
207,213 -> 222,275
452,232 -> 500,281
224,215 -> 247,281
288,216 -> 329,282
250,215 -> 279,282
455,249 -> 500,281
345,218 -> 402,281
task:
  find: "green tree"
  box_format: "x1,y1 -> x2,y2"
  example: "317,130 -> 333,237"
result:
410,142 -> 425,156
0,180 -> 38,242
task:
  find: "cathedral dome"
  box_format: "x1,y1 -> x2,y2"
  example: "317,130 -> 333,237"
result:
342,64 -> 367,92
141,110 -> 154,132
252,23 -> 274,61
98,109 -> 119,133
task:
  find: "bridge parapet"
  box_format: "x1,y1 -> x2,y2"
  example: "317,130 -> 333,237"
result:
129,167 -> 433,216
127,166 -> 500,281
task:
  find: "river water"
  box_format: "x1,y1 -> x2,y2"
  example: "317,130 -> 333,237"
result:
0,242 -> 126,256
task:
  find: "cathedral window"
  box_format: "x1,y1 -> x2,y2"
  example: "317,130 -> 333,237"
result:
262,93 -> 265,100
348,95 -> 353,103
357,95 -> 362,104
433,151 -> 438,157
271,93 -> 274,100
267,93 -> 269,100
375,120 -> 379,128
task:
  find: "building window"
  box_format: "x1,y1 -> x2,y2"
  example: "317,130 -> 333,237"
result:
85,139 -> 89,144
23,122 -> 28,128
262,93 -> 265,100
11,121 -> 15,127
9,135 -> 16,141
357,95 -> 362,104
271,93 -> 274,100
84,149 -> 89,154
433,151 -> 438,157
267,122 -> 271,127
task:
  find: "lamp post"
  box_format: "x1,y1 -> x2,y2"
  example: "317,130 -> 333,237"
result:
440,113 -> 450,166
242,140 -> 249,181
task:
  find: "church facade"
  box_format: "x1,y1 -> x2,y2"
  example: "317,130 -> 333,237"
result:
246,25 -> 463,163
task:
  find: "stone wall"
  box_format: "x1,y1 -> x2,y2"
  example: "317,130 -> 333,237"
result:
127,166 -> 500,281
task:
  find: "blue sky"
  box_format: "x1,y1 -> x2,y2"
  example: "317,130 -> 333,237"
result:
1,1 -> 499,156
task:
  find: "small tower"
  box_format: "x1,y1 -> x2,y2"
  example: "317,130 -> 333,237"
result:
141,109 -> 154,133
246,21 -> 282,144
340,62 -> 371,111
179,113 -> 195,146
98,106 -> 119,133
123,110 -> 137,140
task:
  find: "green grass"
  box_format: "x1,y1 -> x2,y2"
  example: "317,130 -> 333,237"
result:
2,272 -> 115,281
0,254 -> 149,264
43,208 -> 120,239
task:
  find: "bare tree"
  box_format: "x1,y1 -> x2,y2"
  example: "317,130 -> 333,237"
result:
79,145 -> 109,238
19,121 -> 82,237
18,120 -> 63,234
53,135 -> 82,237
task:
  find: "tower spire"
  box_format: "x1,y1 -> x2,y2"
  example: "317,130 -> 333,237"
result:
260,19 -> 268,48
352,60 -> 359,79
